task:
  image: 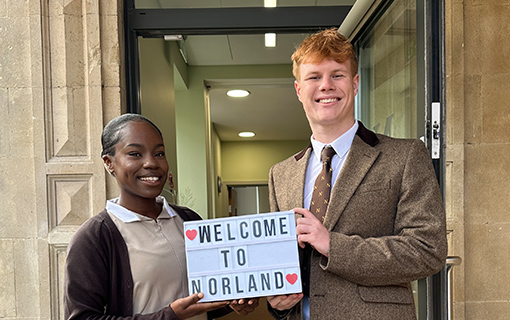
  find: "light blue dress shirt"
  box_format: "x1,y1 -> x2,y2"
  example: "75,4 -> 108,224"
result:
302,121 -> 358,320
303,121 -> 359,211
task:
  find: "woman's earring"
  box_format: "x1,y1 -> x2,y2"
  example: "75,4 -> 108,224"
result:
104,163 -> 114,176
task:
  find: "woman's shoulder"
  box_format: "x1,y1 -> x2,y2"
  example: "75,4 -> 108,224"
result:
79,209 -> 113,231
69,209 -> 119,247
168,204 -> 203,221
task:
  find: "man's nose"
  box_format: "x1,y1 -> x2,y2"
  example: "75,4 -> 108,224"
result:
319,77 -> 335,91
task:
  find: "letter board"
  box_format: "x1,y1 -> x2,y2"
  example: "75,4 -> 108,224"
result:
184,211 -> 302,302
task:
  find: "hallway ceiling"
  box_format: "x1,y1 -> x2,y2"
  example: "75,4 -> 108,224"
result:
137,0 -> 356,141
188,33 -> 312,142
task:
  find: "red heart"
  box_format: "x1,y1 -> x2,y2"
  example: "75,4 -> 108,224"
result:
286,273 -> 298,285
186,229 -> 197,240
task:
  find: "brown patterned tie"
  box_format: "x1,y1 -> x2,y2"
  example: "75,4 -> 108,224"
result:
309,146 -> 336,223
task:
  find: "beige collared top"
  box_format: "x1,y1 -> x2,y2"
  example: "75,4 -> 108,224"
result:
106,196 -> 206,320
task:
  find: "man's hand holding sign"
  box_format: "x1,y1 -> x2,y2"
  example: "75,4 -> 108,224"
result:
294,208 -> 330,257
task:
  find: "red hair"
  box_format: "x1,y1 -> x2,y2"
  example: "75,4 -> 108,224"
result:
292,28 -> 358,80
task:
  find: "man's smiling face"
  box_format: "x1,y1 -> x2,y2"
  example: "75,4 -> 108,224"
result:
295,58 -> 359,136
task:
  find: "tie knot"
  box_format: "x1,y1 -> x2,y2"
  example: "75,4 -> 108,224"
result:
321,146 -> 336,163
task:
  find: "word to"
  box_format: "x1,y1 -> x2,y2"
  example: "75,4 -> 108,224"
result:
184,211 -> 301,302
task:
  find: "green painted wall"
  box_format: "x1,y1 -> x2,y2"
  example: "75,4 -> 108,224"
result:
174,72 -> 209,216
138,38 -> 178,203
212,127 -> 228,218
221,140 -> 309,183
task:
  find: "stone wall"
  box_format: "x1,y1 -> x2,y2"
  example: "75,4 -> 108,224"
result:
0,0 -> 123,318
446,0 -> 510,319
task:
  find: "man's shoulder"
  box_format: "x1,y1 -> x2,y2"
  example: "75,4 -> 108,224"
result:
368,134 -> 431,166
355,122 -> 421,150
372,134 -> 423,150
271,146 -> 310,170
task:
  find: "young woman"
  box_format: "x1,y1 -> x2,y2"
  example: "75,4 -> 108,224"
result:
64,114 -> 258,319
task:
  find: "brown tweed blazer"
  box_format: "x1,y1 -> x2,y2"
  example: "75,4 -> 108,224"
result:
267,123 -> 447,320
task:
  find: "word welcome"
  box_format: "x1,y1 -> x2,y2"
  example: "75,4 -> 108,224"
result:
186,215 -> 292,245
184,211 -> 301,302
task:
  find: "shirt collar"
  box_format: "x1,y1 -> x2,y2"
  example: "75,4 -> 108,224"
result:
310,121 -> 359,162
106,196 -> 176,223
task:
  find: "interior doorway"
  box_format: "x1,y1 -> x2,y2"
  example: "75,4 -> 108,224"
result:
228,185 -> 270,217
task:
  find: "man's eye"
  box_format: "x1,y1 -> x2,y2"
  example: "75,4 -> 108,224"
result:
128,152 -> 141,157
307,76 -> 320,80
155,152 -> 165,157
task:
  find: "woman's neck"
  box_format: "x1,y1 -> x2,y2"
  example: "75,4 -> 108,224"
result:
118,196 -> 162,220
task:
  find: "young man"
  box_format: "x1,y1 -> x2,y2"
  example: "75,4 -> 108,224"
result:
266,28 -> 447,320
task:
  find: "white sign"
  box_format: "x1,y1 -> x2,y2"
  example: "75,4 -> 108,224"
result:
184,211 -> 302,302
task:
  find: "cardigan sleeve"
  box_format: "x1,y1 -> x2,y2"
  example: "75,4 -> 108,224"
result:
63,211 -> 179,320
64,209 -> 232,320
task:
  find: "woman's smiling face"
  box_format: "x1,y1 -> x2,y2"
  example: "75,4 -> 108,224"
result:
103,120 -> 168,207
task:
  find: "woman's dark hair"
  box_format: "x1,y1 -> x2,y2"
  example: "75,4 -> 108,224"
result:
101,113 -> 162,157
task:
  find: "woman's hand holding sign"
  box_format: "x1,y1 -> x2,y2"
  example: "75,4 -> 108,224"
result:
170,293 -> 228,319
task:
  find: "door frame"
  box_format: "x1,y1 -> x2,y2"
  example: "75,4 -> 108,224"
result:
123,0 -> 448,318
424,0 -> 447,319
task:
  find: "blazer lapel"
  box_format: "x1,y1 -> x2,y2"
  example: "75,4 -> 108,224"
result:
323,135 -> 381,230
289,146 -> 312,208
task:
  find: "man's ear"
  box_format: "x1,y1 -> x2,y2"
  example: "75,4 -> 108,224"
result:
294,80 -> 303,103
353,73 -> 360,95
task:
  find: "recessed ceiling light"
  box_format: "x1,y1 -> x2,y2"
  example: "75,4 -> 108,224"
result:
264,0 -> 277,8
238,131 -> 255,138
265,33 -> 276,47
227,89 -> 250,98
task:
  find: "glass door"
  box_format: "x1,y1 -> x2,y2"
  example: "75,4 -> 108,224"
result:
355,0 -> 424,141
353,0 -> 446,319
354,1 -> 424,316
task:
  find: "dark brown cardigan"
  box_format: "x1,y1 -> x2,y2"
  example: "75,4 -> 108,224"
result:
64,204 -> 231,320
